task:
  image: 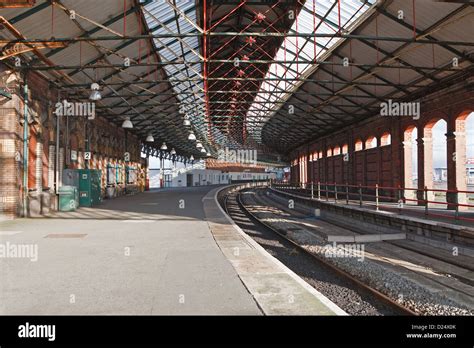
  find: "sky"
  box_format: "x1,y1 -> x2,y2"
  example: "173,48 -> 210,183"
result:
408,112 -> 474,177
422,112 -> 474,168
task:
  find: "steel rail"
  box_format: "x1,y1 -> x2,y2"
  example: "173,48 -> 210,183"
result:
230,185 -> 416,316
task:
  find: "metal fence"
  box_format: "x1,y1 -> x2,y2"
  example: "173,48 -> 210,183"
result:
271,181 -> 474,223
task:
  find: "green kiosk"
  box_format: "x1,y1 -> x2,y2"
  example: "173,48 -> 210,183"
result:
77,169 -> 102,207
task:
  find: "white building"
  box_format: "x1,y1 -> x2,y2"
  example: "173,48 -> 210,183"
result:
149,167 -> 275,188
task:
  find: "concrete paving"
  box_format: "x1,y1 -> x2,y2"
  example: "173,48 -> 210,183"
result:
0,185 -> 344,315
204,186 -> 345,315
0,186 -> 260,315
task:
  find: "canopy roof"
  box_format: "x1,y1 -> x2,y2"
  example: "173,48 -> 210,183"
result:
1,0 -> 472,161
260,1 -> 474,154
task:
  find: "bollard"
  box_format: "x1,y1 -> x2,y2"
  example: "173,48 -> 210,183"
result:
317,182 -> 321,200
311,182 -> 314,199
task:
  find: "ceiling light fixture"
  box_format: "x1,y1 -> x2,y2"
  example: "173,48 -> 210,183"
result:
89,83 -> 102,101
122,117 -> 133,129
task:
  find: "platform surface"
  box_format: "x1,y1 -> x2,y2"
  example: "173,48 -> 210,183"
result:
0,186 -> 342,315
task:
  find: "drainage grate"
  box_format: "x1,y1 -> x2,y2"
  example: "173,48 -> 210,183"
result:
44,234 -> 87,239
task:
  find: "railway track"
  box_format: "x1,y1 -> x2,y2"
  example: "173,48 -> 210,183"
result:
264,187 -> 474,289
271,186 -> 474,262
222,188 -> 413,316
224,189 -> 474,315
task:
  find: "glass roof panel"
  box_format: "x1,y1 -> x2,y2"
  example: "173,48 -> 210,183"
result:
143,0 -> 208,141
246,0 -> 375,143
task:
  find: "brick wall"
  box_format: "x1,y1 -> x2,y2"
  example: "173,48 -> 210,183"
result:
0,67 -> 21,218
290,80 -> 474,196
0,64 -> 147,218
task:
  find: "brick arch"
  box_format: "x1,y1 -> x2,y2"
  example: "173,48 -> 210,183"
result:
445,105 -> 474,209
380,132 -> 391,146
354,138 -> 363,151
451,102 -> 474,121
453,107 -> 474,122
418,117 -> 448,208
423,111 -> 449,130
365,135 -> 377,149
404,124 -> 417,135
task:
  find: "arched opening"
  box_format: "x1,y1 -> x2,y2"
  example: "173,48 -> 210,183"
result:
380,132 -> 391,146
465,112 -> 474,187
355,139 -> 363,151
424,118 -> 447,206
299,154 -> 307,184
365,136 -> 377,149
342,144 -> 348,154
311,150 -> 319,183
327,148 -> 333,157
333,146 -> 341,156
403,126 -> 418,202
308,152 -> 314,183
466,112 -> 474,209
433,119 -> 448,186
450,110 -> 474,209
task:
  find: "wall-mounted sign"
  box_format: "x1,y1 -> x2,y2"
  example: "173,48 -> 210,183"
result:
84,152 -> 91,160
71,150 -> 77,161
124,152 -> 130,162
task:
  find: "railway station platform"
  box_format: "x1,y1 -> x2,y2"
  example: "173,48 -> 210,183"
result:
0,185 -> 343,315
272,183 -> 474,228
270,184 -> 474,257
1,1 -> 474,345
